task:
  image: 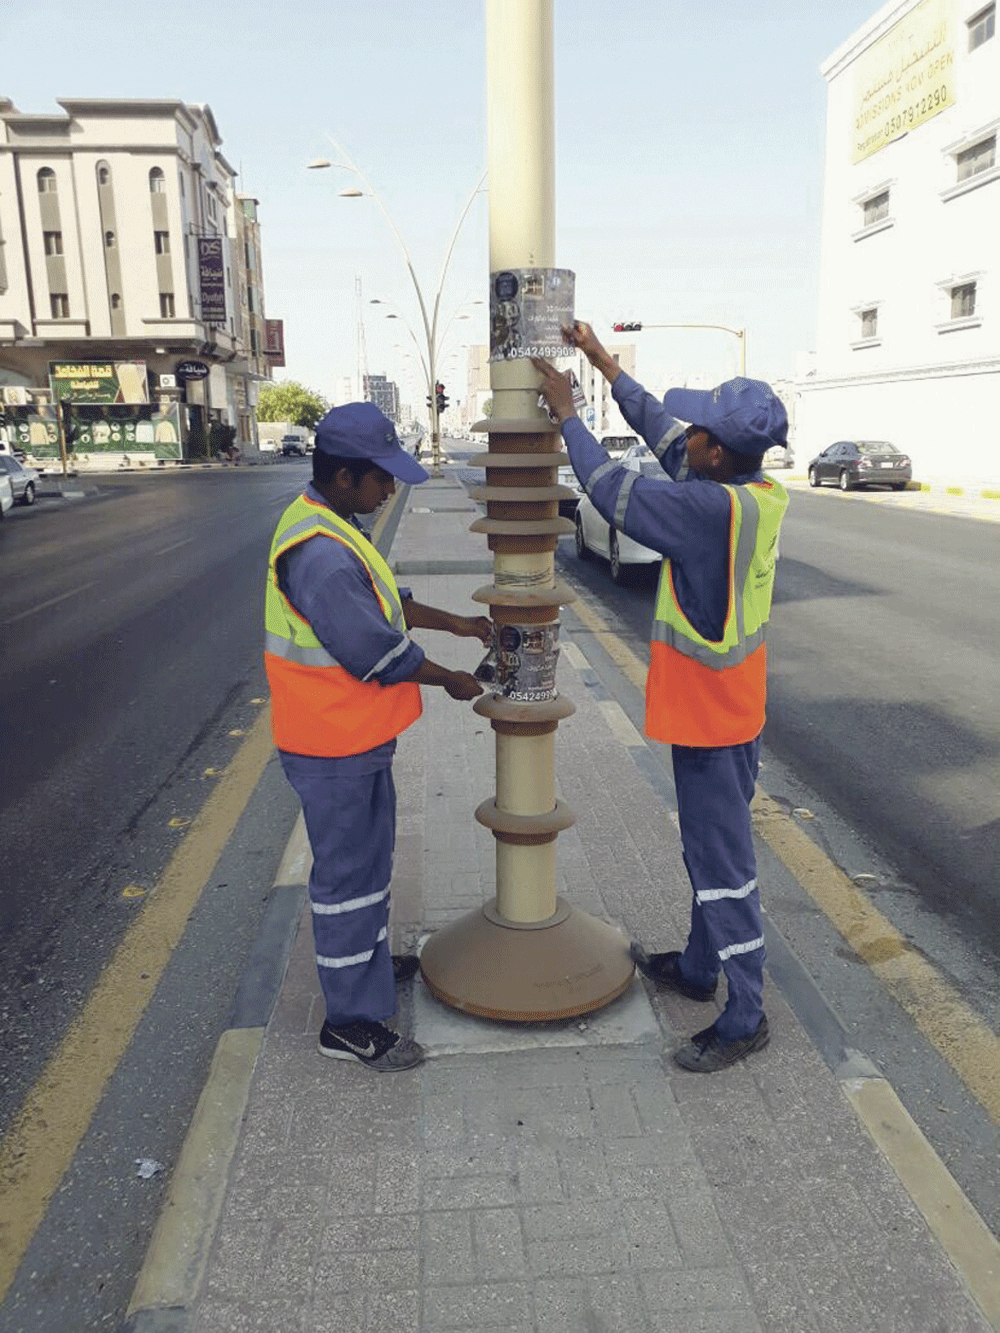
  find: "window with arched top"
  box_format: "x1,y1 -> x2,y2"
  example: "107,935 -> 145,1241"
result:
37,167 -> 57,194
149,167 -> 165,194
97,163 -> 110,186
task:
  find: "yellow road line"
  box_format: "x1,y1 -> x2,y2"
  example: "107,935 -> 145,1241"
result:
566,590 -> 1000,1124
0,704 -> 275,1299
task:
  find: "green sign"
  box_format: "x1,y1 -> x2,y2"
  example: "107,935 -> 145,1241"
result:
48,361 -> 149,404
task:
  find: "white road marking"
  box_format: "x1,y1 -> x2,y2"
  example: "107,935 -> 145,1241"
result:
3,582 -> 97,626
561,641 -> 590,670
153,538 -> 193,558
597,699 -> 646,748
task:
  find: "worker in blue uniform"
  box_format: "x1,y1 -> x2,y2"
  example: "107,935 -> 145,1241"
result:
266,403 -> 491,1072
534,323 -> 788,1072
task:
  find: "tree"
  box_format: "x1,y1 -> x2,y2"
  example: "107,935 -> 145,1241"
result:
257,381 -> 328,430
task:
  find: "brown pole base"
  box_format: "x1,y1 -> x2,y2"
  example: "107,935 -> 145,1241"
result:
419,899 -> 636,1022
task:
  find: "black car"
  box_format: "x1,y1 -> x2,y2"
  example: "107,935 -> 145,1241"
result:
808,440 -> 912,492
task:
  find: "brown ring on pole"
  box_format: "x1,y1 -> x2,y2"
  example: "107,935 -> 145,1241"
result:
491,830 -> 559,846
491,604 -> 558,626
474,798 -> 576,836
473,580 -> 577,608
470,451 -> 568,468
490,719 -> 558,737
473,694 -> 576,724
486,536 -> 559,554
471,517 -> 573,535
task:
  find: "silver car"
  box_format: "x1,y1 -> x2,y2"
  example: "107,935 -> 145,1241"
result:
0,452 -> 39,506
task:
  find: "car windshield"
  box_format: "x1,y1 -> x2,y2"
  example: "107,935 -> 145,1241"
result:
603,436 -> 638,450
856,441 -> 898,455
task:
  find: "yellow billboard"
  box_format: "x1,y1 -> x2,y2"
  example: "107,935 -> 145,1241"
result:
852,0 -> 955,164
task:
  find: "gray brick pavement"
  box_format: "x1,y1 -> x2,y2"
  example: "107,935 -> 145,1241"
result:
184,477 -> 991,1333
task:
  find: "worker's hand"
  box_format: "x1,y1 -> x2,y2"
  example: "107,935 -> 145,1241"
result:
530,358 -> 578,424
444,670 -> 484,701
563,320 -> 604,364
450,614 -> 494,645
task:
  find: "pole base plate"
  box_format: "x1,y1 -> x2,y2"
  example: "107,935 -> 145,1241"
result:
419,899 -> 635,1022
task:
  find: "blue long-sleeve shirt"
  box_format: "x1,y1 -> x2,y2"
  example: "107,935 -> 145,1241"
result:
276,483 -> 425,687
562,371 -> 764,643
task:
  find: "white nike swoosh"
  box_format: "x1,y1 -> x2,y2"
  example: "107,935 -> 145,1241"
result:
338,1039 -> 377,1058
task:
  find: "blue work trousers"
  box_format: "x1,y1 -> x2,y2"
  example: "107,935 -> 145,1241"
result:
672,738 -> 765,1040
279,749 -> 397,1027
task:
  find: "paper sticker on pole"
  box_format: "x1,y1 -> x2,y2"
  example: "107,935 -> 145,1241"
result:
475,622 -> 560,703
489,268 -> 574,362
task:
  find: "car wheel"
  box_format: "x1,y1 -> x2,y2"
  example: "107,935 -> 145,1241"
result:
21,481 -> 35,506
609,529 -> 630,585
839,469 -> 851,492
808,466 -> 820,488
574,510 -> 591,561
891,482 -> 907,491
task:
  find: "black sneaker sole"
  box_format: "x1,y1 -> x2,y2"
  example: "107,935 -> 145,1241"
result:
630,943 -> 718,1002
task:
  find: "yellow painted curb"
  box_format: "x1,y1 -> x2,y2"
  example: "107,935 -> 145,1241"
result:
845,1078 -> 1000,1329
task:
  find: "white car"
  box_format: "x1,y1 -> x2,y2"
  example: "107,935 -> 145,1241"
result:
0,472 -> 13,519
574,443 -> 664,583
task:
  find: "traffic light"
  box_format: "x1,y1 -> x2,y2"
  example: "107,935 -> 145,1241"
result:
435,381 -> 448,414
613,321 -> 643,333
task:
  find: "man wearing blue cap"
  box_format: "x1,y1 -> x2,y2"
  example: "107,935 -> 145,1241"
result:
265,402 -> 491,1072
534,323 -> 789,1073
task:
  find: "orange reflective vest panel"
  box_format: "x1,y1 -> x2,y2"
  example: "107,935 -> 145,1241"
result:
646,477 -> 788,748
264,494 -> 422,757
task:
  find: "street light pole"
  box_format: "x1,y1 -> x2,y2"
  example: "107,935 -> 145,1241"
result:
309,146 -> 485,478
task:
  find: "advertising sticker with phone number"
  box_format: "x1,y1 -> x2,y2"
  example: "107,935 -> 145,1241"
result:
489,268 -> 575,362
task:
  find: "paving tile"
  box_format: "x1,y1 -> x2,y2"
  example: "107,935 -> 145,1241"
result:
421,1211 -> 474,1285
191,1295 -> 310,1333
473,1207 -> 529,1279
528,1234 -> 619,1279
312,1248 -> 420,1299
534,1275 -> 650,1333
422,1281 -> 533,1330
422,1172 -> 518,1210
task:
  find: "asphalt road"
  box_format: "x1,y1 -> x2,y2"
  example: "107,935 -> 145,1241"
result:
0,466 -> 316,1125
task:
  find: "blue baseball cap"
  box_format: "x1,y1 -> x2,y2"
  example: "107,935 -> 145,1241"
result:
314,402 -> 429,483
663,377 -> 788,456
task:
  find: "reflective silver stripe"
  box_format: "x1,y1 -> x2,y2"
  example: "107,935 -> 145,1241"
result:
614,469 -> 639,529
364,635 -> 412,682
264,630 -> 339,667
652,420 -> 686,460
718,935 -> 764,962
278,508 -> 405,628
312,888 -> 389,916
316,925 -> 388,968
676,459 -> 690,482
650,621 -> 765,669
585,457 -> 620,492
696,878 -> 757,905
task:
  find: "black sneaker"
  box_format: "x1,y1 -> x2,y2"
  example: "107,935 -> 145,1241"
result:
630,943 -> 718,1002
392,954 -> 420,983
318,1019 -> 425,1072
673,1016 -> 770,1073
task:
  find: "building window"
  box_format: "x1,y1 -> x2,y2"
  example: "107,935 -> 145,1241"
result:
860,308 -> 878,338
863,191 -> 890,226
950,282 -> 977,318
159,292 -> 176,318
154,231 -> 170,255
149,167 -> 165,194
956,134 -> 996,181
97,164 -> 110,186
111,293 -> 122,309
37,168 -> 57,194
43,231 -> 63,256
250,329 -> 259,354
104,230 -> 116,249
50,293 -> 69,318
179,174 -> 185,197
968,3 -> 995,49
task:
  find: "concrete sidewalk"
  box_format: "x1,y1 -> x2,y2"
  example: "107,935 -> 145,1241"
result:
126,472 -> 996,1333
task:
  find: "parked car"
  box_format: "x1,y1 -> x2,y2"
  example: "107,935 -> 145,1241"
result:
574,443 -> 664,583
0,452 -> 38,505
557,462 -> 584,516
764,443 -> 795,469
808,440 -> 911,491
0,472 -> 13,519
600,434 -> 639,459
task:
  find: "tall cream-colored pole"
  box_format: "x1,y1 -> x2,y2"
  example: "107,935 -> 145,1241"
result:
419,0 -> 634,1020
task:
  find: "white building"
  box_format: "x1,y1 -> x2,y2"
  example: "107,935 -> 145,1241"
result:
797,0 -> 998,486
0,98 -> 270,466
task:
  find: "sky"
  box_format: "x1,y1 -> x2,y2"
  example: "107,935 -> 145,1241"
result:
5,0 -> 884,407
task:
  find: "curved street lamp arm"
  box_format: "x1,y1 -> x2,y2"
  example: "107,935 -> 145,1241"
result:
429,169 -> 488,360
323,132 -> 435,356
